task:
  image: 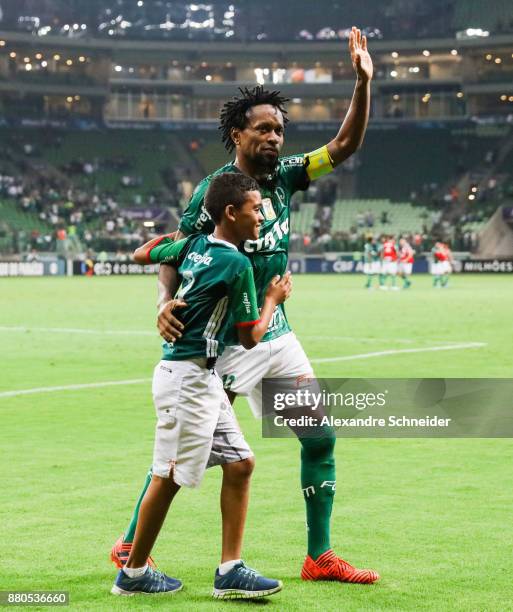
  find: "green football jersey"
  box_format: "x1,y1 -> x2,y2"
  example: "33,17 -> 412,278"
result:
178,157 -> 309,344
363,243 -> 379,263
149,234 -> 260,361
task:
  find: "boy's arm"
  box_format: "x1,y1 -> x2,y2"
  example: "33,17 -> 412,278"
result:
232,268 -> 292,350
158,183 -> 210,332
133,233 -> 176,264
134,237 -> 190,342
156,230 -> 188,338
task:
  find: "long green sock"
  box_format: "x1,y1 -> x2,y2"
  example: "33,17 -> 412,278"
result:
124,468 -> 153,543
299,432 -> 336,559
441,274 -> 449,287
365,275 -> 371,288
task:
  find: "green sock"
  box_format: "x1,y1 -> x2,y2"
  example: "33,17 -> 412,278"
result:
441,274 -> 449,287
379,274 -> 384,286
365,276 -> 371,288
124,468 -> 153,543
300,432 -> 336,559
433,275 -> 439,287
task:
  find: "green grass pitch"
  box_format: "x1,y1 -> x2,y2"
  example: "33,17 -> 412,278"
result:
1,274 -> 513,611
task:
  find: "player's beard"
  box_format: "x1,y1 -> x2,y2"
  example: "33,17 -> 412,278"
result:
253,150 -> 279,175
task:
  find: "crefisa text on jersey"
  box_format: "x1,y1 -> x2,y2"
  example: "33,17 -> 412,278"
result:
244,218 -> 289,253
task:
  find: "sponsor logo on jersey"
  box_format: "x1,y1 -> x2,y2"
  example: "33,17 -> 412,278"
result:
282,156 -> 304,167
187,251 -> 212,266
194,205 -> 212,231
242,292 -> 252,313
244,218 -> 289,253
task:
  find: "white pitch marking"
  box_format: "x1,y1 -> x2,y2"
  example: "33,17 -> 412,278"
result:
310,342 -> 486,364
300,335 -> 464,345
0,343 -> 487,399
0,327 -> 476,347
0,326 -> 155,336
0,378 -> 151,399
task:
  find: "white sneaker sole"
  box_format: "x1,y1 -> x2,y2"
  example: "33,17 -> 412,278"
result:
111,584 -> 183,596
212,581 -> 282,599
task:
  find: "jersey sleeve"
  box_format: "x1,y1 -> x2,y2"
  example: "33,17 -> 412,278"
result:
148,236 -> 191,265
280,154 -> 310,194
178,179 -> 215,236
228,262 -> 261,327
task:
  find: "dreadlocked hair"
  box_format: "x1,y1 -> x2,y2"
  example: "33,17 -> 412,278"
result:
219,85 -> 289,153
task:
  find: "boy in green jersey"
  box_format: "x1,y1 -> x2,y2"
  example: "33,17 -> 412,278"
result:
112,173 -> 290,599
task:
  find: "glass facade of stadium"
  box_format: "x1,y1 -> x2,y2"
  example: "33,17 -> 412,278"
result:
0,32 -> 512,123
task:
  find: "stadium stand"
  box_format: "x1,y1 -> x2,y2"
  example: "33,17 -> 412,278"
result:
290,203 -> 317,235
0,0 -> 512,259
1,122 -> 509,256
331,199 -> 431,235
357,126 -> 506,202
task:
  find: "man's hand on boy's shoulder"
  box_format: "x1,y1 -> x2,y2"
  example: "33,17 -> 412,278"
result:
157,299 -> 187,343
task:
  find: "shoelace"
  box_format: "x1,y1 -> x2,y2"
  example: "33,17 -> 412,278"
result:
147,568 -> 167,592
236,564 -> 259,589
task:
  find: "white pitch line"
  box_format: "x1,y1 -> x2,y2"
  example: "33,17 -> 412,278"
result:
0,327 -> 475,347
0,343 -> 487,399
300,335 -> 464,345
310,342 -> 487,364
0,326 -> 155,336
0,378 -> 151,399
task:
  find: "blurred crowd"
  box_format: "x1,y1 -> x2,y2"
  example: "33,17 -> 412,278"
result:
1,126 -> 512,260
0,134 -> 194,257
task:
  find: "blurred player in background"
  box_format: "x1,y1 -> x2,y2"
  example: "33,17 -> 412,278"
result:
442,242 -> 454,287
363,236 -> 380,289
379,234 -> 398,290
398,237 -> 414,289
112,26 -> 379,585
431,240 -> 451,288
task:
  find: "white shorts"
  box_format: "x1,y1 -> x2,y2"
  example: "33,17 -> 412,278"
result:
152,359 -> 253,487
431,262 -> 443,275
363,262 -> 380,275
398,262 -> 412,276
381,260 -> 397,275
216,331 -> 313,417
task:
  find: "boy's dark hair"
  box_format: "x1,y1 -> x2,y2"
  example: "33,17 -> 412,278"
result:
205,173 -> 259,224
219,85 -> 289,153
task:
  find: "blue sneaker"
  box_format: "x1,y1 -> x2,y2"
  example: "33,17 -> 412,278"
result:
111,566 -> 183,596
212,561 -> 282,599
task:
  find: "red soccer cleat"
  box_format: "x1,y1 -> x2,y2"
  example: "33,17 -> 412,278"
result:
301,549 -> 379,584
110,535 -> 156,570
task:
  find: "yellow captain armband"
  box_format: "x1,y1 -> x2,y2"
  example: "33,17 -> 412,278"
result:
304,145 -> 335,180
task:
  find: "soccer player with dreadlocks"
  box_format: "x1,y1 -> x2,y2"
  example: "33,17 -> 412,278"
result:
112,27 -> 379,586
